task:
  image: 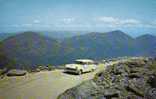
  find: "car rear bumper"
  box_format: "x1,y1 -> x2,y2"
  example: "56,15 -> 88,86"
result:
64,68 -> 79,74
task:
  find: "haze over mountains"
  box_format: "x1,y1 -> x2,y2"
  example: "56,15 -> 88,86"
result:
0,33 -> 16,41
0,30 -> 155,69
0,31 -> 89,40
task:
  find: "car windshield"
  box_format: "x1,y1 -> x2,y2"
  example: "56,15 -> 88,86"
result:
75,61 -> 94,65
75,61 -> 86,65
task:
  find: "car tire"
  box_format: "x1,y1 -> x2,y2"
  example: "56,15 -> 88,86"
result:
78,70 -> 82,75
91,69 -> 95,72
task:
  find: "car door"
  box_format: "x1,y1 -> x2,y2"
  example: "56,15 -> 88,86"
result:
83,64 -> 88,72
86,63 -> 91,72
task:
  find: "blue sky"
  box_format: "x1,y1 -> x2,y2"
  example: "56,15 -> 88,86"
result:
0,0 -> 156,36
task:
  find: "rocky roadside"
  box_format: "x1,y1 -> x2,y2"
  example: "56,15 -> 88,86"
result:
58,58 -> 156,99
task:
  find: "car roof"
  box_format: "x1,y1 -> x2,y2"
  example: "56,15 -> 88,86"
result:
75,59 -> 94,63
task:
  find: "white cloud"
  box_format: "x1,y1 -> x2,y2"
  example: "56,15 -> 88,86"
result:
21,23 -> 33,27
0,23 -> 53,28
33,19 -> 40,24
8,24 -> 21,28
1,17 -> 156,29
120,19 -> 140,25
62,18 -> 75,23
98,17 -> 118,23
96,16 -> 141,27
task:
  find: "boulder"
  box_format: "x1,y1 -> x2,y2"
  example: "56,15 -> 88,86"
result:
7,69 -> 27,76
102,88 -> 119,98
58,58 -> 156,99
0,68 -> 8,76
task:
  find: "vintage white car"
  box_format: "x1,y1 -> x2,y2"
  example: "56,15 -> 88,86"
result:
65,59 -> 97,75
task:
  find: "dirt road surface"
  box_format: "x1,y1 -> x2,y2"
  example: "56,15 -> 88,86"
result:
0,61 -> 119,99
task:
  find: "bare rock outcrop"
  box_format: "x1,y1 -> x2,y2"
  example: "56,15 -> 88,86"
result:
58,58 -> 156,99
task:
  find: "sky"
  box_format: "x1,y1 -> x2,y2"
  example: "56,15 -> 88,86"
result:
0,0 -> 156,37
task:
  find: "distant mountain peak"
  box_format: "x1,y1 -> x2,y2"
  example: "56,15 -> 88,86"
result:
107,30 -> 127,35
138,34 -> 156,38
109,30 -> 124,33
103,30 -> 133,40
137,34 -> 156,40
19,31 -> 41,36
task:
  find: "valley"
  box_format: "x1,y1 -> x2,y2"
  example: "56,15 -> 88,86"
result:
0,30 -> 156,70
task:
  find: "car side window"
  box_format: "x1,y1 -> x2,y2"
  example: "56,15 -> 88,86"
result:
83,64 -> 88,68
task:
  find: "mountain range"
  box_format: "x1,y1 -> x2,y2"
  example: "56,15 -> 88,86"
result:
0,30 -> 155,69
0,33 -> 16,41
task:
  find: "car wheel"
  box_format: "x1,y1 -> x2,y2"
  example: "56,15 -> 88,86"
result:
78,69 -> 82,75
91,69 -> 95,72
